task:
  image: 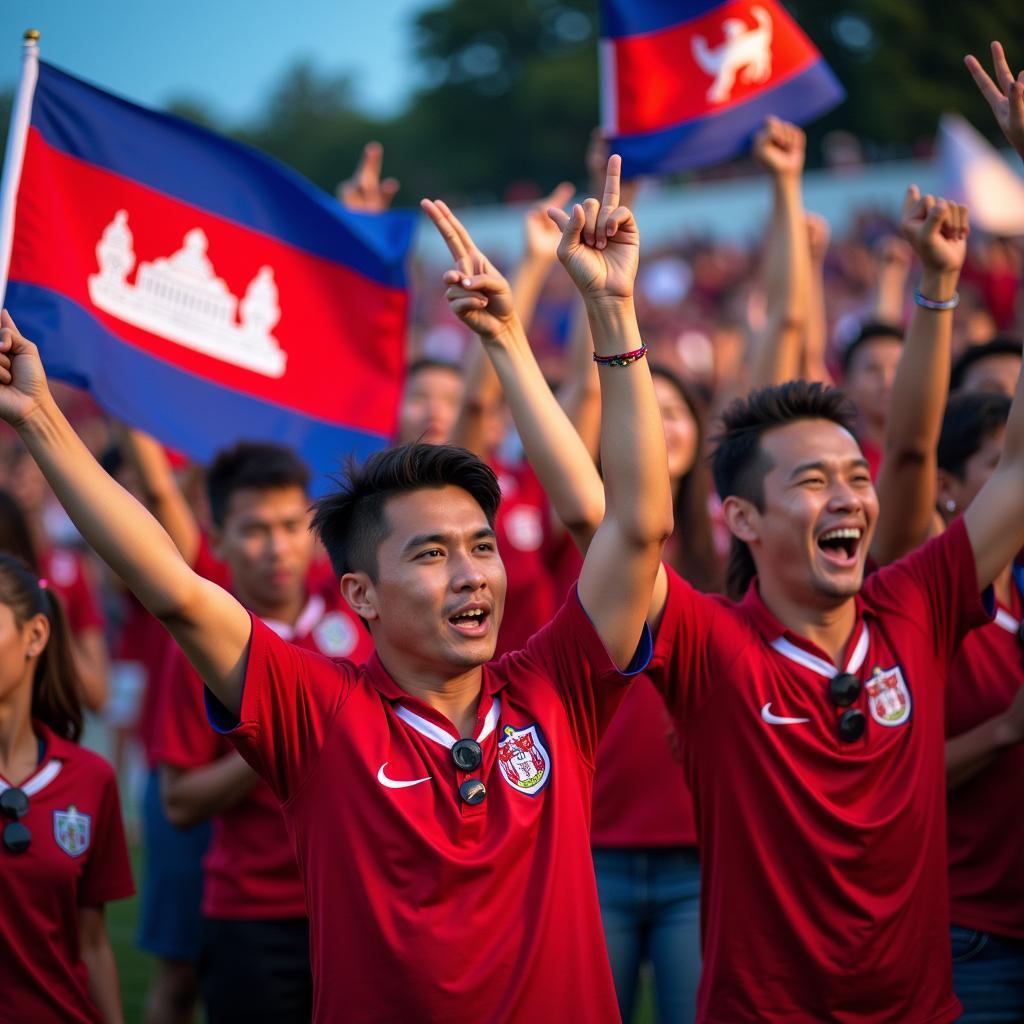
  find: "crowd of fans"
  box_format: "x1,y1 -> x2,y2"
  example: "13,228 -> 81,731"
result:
0,36 -> 1023,1024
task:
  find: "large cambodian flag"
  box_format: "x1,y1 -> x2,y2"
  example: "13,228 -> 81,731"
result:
601,0 -> 845,176
0,37 -> 415,485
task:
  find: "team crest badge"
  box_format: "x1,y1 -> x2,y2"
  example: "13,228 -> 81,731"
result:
497,724 -> 551,796
53,805 -> 91,857
312,612 -> 359,658
865,666 -> 912,727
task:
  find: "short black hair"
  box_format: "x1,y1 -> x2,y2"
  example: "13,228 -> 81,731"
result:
206,442 -> 311,527
938,391 -> 1011,478
712,381 -> 858,598
406,358 -> 463,382
311,443 -> 501,580
949,336 -> 1023,392
841,321 -> 904,376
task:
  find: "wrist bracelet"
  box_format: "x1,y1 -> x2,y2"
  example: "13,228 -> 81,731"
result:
913,289 -> 959,311
593,345 -> 648,367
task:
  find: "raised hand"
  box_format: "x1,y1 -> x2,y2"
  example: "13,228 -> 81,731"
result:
420,199 -> 517,340
335,142 -> 400,213
899,185 -> 969,276
524,181 -> 575,263
966,42 -> 1024,159
0,310 -> 51,427
547,155 -> 639,301
805,212 -> 831,265
876,234 -> 914,274
753,116 -> 806,179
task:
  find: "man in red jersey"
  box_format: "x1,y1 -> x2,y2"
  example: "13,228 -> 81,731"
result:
0,157 -> 671,1022
643,167 -> 1017,1017
154,442 -> 373,1023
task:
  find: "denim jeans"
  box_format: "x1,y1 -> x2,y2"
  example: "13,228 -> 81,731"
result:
593,847 -> 701,1024
951,924 -> 1024,1022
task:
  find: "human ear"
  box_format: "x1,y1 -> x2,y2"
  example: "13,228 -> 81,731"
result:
340,572 -> 379,622
24,613 -> 50,659
722,496 -> 760,544
936,469 -> 960,518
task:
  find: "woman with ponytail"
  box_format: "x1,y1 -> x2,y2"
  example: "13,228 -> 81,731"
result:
0,554 -> 133,1023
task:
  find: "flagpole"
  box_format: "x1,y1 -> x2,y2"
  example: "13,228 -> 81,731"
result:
0,29 -> 41,307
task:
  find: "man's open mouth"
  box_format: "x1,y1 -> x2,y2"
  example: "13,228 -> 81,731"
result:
816,526 -> 862,566
447,607 -> 490,636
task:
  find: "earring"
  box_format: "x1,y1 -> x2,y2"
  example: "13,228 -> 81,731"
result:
945,499 -> 957,513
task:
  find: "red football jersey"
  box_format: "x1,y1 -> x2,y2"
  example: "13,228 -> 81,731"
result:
154,589 -> 373,920
591,674 -> 696,848
131,535 -> 232,770
648,518 -> 987,1023
946,588 -> 1024,940
492,460 -> 559,657
0,723 -> 134,1024
207,591 -> 647,1023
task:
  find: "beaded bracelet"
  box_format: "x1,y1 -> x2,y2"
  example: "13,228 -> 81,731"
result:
913,289 -> 959,311
592,345 -> 648,367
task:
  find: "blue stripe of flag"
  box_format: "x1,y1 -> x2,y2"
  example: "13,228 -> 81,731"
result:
32,63 -> 416,290
7,283 -> 389,494
601,0 -> 720,39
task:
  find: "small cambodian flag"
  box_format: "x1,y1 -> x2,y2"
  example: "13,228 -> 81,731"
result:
0,38 -> 415,487
601,0 -> 845,176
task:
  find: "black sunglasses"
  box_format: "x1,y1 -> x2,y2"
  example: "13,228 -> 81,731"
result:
452,739 -> 486,805
828,672 -> 866,742
0,787 -> 31,854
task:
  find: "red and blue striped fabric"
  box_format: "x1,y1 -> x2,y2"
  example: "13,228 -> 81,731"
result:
601,0 -> 844,175
6,62 -> 415,486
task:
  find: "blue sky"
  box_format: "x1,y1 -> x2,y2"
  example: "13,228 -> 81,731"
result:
0,0 -> 431,123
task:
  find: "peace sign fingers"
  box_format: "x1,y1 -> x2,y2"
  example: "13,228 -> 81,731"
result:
421,199 -> 478,276
966,41 -> 1024,159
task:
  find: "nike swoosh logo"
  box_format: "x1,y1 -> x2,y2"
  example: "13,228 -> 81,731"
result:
377,763 -> 432,789
760,702 -> 810,726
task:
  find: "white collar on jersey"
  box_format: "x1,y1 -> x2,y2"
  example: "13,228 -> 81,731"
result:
769,623 -> 870,679
261,593 -> 327,641
994,607 -> 1020,635
395,697 -> 502,750
0,758 -> 62,796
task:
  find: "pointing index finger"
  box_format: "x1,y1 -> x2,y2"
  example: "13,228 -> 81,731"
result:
602,154 -> 622,211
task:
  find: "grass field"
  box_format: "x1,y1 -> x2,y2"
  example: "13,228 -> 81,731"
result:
108,844 -> 656,1023
108,844 -> 152,1022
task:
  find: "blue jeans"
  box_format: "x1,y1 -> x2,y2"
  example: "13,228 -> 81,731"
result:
951,925 -> 1024,1022
593,847 -> 701,1024
137,770 -> 211,961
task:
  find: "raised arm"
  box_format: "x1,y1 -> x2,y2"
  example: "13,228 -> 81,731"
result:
0,312 -> 252,713
748,117 -> 810,388
116,425 -> 200,565
872,235 -> 914,326
423,157 -> 672,667
450,183 -> 573,456
556,161 -> 674,661
419,201 -> 606,555
872,187 -> 969,565
961,42 -> 1024,586
800,213 -> 833,384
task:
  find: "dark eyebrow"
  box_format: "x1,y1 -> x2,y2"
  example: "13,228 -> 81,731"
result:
788,458 -> 871,481
401,527 -> 496,555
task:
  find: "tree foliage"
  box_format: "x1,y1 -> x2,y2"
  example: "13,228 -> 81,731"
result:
5,1 -> 1024,202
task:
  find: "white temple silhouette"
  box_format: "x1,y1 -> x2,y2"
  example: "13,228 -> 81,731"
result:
88,210 -> 287,378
